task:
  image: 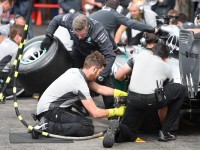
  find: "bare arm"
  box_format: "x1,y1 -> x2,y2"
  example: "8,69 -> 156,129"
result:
114,25 -> 127,43
85,0 -> 103,8
88,82 -> 114,96
81,98 -> 109,118
186,28 -> 200,34
115,63 -> 132,81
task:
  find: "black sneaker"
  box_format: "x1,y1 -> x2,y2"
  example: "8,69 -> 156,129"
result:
103,120 -> 119,148
158,130 -> 176,142
32,117 -> 49,139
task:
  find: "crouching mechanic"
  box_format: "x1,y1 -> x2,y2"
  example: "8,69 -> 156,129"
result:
102,43 -> 188,148
0,24 -> 24,87
40,12 -> 116,109
34,51 -> 127,137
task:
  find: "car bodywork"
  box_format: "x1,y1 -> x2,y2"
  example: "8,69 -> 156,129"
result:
17,25 -> 200,114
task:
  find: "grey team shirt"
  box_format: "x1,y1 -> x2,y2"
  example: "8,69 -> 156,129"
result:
128,51 -> 173,94
0,38 -> 18,72
37,68 -> 91,115
89,7 -> 155,34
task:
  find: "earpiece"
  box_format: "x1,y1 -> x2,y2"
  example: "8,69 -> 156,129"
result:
140,32 -> 160,46
139,5 -> 144,15
139,5 -> 145,19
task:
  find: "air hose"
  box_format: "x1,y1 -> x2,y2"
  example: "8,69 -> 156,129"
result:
0,0 -> 105,140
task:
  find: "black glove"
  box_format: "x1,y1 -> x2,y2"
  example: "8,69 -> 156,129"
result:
114,48 -> 126,55
117,42 -> 126,47
40,33 -> 53,50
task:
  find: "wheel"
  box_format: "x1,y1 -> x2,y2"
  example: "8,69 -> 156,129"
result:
18,35 -> 72,94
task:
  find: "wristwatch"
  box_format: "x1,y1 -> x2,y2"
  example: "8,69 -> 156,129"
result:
46,33 -> 53,39
97,76 -> 104,82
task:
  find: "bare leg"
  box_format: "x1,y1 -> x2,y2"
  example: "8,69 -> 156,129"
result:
158,106 -> 168,123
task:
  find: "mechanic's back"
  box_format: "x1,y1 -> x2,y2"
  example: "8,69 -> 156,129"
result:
89,0 -> 155,34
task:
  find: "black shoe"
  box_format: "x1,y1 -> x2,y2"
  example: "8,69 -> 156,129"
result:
158,130 -> 176,142
103,120 -> 119,148
32,117 -> 49,139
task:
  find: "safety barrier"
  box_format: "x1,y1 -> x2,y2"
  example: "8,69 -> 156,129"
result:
34,3 -> 61,26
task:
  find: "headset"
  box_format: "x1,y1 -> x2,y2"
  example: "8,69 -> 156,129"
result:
128,2 -> 145,21
140,32 -> 161,46
139,5 -> 144,18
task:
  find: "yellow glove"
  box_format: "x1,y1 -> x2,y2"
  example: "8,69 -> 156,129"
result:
108,105 -> 126,118
114,89 -> 128,97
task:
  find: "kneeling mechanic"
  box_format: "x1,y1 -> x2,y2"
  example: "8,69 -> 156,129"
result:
34,51 -> 127,137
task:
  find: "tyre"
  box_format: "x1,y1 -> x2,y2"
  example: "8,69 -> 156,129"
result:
18,35 -> 72,94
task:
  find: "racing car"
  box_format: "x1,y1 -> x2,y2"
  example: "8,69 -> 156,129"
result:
17,23 -> 200,114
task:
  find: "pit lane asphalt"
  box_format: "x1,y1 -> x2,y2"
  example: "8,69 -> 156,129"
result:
1,96 -> 200,150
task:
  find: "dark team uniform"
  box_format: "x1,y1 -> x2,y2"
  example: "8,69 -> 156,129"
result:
46,12 -> 115,78
45,12 -> 116,108
89,7 -> 155,49
89,7 -> 155,34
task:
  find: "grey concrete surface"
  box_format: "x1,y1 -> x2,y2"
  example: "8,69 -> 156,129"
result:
1,96 -> 200,150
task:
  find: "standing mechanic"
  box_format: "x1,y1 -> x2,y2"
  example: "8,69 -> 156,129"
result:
34,51 -> 127,137
114,2 -> 157,46
40,12 -> 116,109
89,0 -> 157,52
58,0 -> 83,13
102,43 -> 188,148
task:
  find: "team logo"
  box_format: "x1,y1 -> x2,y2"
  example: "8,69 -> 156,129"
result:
86,37 -> 92,43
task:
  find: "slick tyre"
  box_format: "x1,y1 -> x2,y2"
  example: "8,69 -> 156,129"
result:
18,35 -> 72,94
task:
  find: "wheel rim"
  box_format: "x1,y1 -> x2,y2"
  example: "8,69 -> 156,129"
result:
20,41 -> 46,65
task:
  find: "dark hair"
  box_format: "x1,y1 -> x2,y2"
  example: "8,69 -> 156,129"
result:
144,32 -> 158,44
10,24 -> 24,39
177,13 -> 188,23
84,51 -> 107,69
105,0 -> 120,10
152,43 -> 170,59
120,0 -> 131,8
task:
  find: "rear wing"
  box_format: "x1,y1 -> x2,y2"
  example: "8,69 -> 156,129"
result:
179,30 -> 200,98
